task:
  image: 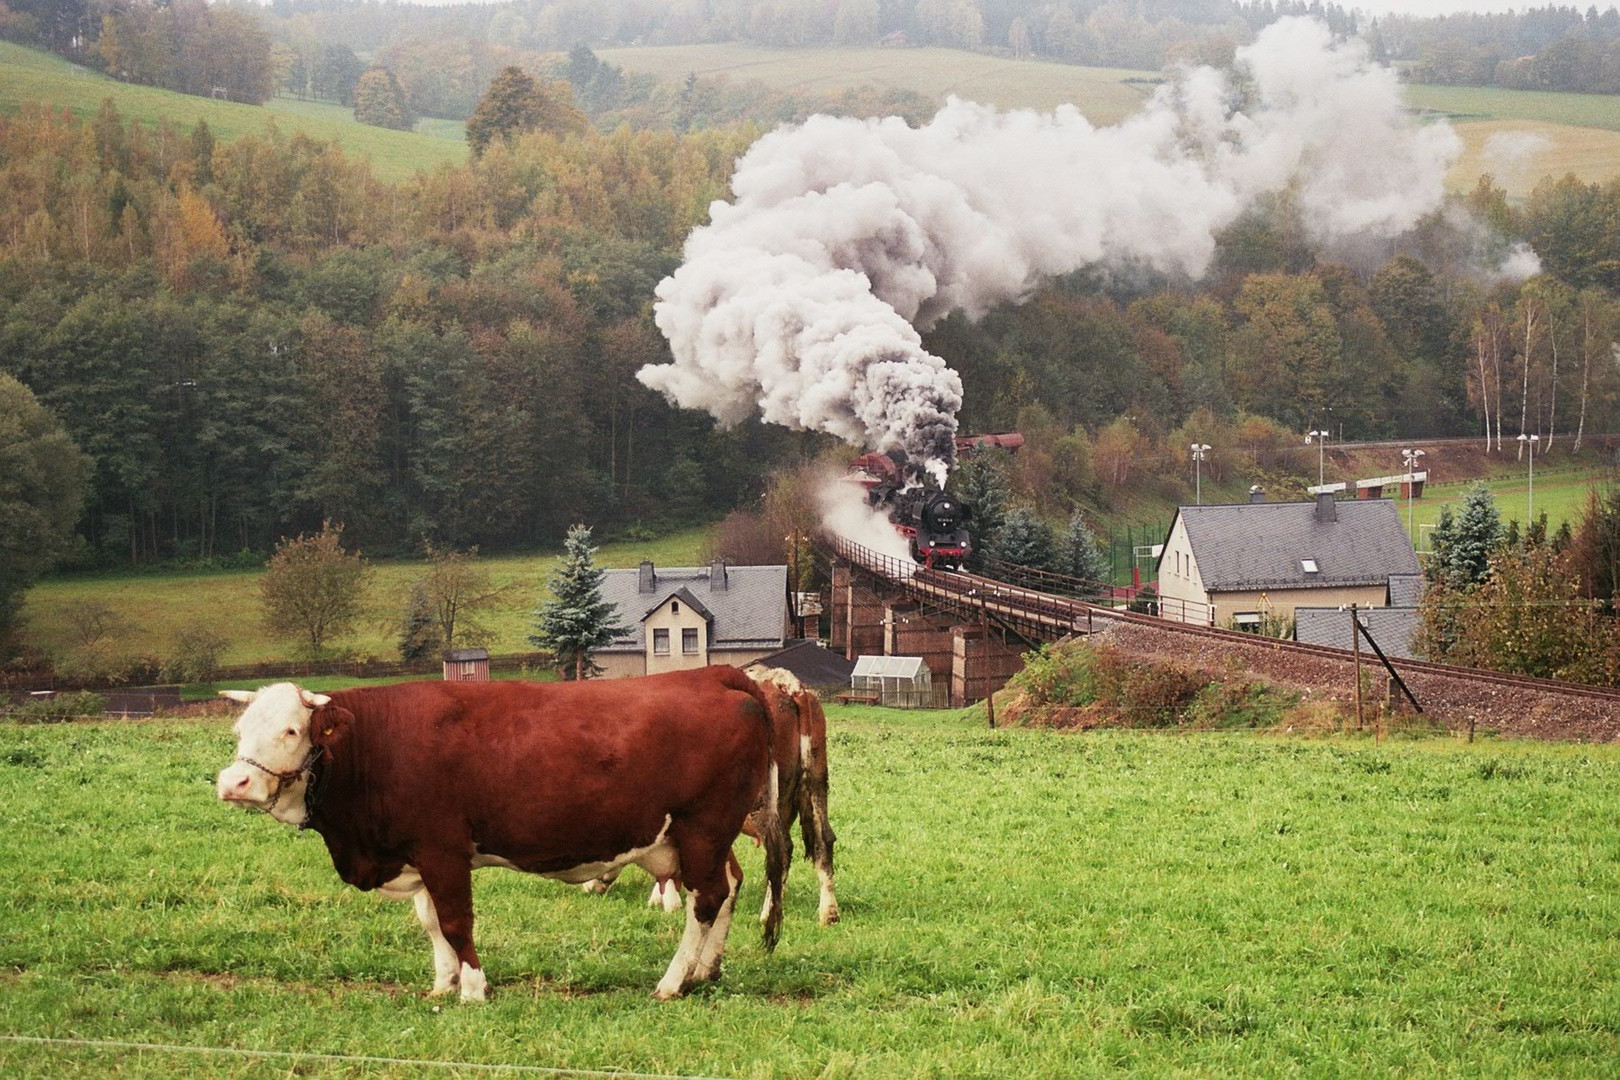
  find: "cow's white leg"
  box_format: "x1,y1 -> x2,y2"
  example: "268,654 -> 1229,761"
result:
693,859 -> 741,983
412,889 -> 463,997
654,893 -> 712,1000
816,864 -> 840,926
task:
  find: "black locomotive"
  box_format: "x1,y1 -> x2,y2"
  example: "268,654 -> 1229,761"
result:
849,450 -> 973,570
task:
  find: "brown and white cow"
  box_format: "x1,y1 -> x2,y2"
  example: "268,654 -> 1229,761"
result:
215,668 -> 787,1001
588,666 -> 838,927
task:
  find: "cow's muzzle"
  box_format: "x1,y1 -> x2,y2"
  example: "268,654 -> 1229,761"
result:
217,750 -> 316,812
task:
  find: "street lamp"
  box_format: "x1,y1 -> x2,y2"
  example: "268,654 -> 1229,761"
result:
1517,433 -> 1540,523
1401,448 -> 1425,549
1190,443 -> 1211,505
1306,429 -> 1329,487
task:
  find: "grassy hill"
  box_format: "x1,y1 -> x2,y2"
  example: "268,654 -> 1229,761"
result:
0,41 -> 465,184
599,43 -> 1163,126
600,43 -> 1620,197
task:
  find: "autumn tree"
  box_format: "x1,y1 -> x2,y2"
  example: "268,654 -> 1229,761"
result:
353,67 -> 414,131
260,522 -> 370,659
465,66 -> 585,158
528,524 -> 627,680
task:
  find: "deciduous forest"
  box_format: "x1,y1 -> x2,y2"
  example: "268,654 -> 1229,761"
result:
0,0 -> 1617,580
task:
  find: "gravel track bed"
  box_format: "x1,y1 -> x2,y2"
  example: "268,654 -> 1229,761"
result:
1092,617 -> 1620,743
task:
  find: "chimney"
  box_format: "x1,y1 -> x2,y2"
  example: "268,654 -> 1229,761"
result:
638,560 -> 655,593
1249,485 -> 1265,504
710,559 -> 728,591
1315,490 -> 1338,523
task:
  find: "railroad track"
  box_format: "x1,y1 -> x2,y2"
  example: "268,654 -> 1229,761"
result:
825,533 -> 1620,705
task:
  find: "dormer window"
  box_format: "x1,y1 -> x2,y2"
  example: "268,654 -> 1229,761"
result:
1302,558 -> 1319,574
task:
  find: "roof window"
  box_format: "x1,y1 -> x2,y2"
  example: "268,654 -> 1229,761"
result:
1301,558 -> 1319,574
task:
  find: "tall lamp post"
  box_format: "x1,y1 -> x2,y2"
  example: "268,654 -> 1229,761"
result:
1190,443 -> 1211,505
1517,433 -> 1540,523
1306,429 -> 1329,487
1401,448 -> 1425,549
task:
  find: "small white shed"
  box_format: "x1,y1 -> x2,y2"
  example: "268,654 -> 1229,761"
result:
851,655 -> 932,707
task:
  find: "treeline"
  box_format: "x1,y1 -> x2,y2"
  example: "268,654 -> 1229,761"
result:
3,0 -> 278,104
0,101 -> 819,567
247,1 -> 1619,96
1381,6 -> 1620,94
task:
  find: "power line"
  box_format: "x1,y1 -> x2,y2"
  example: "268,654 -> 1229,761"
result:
0,1035 -> 740,1080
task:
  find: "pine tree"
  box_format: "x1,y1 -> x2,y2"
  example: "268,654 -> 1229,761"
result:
989,506 -> 1055,572
1426,481 -> 1504,586
949,451 -> 1009,571
1057,508 -> 1109,596
528,524 -> 628,680
398,581 -> 442,663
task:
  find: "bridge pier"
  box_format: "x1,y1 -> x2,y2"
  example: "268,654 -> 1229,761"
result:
952,625 -> 1024,708
832,565 -> 889,661
886,602 -> 955,681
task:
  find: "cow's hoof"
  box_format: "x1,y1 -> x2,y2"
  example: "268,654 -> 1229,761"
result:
459,964 -> 488,1002
581,879 -> 611,896
819,905 -> 841,926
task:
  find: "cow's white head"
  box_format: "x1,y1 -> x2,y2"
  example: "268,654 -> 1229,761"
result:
216,682 -> 349,825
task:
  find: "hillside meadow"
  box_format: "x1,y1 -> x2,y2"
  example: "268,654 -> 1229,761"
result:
0,708 -> 1615,1078
0,41 -> 466,184
20,529 -> 712,670
598,43 -> 1620,197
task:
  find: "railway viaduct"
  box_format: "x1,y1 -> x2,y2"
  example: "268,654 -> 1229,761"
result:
822,534 -> 1620,741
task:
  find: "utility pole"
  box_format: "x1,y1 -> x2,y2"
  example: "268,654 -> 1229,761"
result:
1351,603 -> 1362,730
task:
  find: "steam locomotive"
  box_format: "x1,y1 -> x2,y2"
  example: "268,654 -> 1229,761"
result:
848,449 -> 973,570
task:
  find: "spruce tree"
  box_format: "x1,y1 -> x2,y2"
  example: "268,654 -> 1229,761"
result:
528,524 -> 628,680
989,506 -> 1055,572
1428,481 -> 1504,586
1057,508 -> 1110,596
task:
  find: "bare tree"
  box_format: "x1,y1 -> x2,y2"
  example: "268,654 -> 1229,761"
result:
416,544 -> 508,650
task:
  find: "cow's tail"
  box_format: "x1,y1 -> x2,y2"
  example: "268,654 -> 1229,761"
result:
732,668 -> 788,952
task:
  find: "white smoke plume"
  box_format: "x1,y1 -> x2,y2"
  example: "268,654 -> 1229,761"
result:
816,476 -> 918,575
640,18 -> 1465,482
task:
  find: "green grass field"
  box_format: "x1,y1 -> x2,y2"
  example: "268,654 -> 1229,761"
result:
599,43 -> 1162,126
1409,465 -> 1605,553
0,708 -> 1615,1077
20,528 -> 712,670
0,42 -> 465,184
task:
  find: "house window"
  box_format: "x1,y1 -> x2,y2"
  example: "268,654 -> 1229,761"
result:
652,628 -> 670,655
1301,558 -> 1319,574
682,627 -> 699,655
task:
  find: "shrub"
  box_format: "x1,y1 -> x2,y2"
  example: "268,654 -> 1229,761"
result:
12,691 -> 106,724
163,623 -> 231,682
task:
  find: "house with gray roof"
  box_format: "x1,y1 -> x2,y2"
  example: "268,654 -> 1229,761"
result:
594,560 -> 791,679
1154,492 -> 1421,631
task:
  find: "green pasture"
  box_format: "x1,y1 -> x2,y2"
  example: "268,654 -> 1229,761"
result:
598,43 -> 1163,125
20,528 -> 711,670
1,708 -> 1616,1078
1410,465 -> 1607,554
1404,84 -> 1620,134
0,42 -> 465,184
